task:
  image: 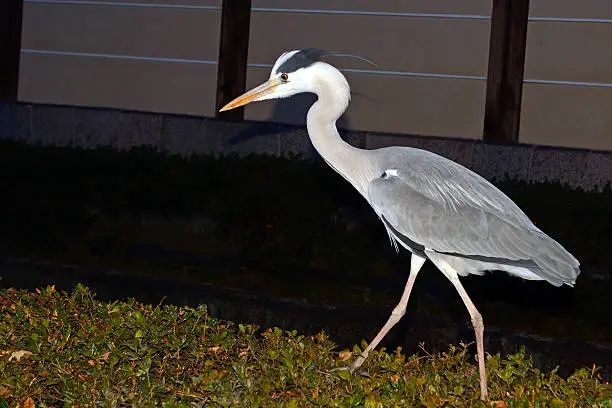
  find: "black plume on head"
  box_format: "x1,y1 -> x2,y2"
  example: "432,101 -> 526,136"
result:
276,48 -> 377,74
276,48 -> 332,74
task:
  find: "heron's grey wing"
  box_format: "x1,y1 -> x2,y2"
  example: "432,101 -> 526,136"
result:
382,150 -> 535,227
367,162 -> 579,286
368,172 -> 527,259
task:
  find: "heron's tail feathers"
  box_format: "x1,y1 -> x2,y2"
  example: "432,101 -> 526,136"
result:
531,231 -> 580,287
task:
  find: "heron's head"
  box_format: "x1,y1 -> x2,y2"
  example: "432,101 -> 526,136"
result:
220,49 -> 351,112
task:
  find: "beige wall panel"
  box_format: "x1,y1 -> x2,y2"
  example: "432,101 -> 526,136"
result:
252,0 -> 492,15
524,22 -> 612,83
244,67 -> 485,139
249,12 -> 491,76
21,3 -> 221,60
18,53 -> 217,117
65,0 -> 220,5
520,84 -> 612,151
530,0 -> 612,18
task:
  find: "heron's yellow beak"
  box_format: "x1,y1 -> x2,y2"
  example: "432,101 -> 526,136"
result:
219,78 -> 283,112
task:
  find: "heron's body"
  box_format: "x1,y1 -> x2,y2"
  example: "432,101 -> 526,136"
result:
220,48 -> 580,400
301,56 -> 579,287
333,145 -> 578,285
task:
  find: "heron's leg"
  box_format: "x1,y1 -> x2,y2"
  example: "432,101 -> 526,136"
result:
429,256 -> 488,401
347,254 -> 426,372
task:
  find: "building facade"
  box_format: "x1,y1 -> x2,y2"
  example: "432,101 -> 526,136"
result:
17,0 -> 612,151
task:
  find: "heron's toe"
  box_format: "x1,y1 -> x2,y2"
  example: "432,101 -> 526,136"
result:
329,365 -> 370,378
329,352 -> 371,377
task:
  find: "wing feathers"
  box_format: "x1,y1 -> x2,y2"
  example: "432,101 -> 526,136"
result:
367,152 -> 580,286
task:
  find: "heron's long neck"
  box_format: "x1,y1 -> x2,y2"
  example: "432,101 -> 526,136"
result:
306,74 -> 375,198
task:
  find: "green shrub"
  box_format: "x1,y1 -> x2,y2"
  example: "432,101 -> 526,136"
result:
1,285 -> 610,407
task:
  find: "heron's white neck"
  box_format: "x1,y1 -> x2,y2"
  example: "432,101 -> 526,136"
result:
306,64 -> 374,197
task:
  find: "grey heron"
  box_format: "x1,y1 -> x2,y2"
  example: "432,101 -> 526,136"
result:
220,48 -> 580,400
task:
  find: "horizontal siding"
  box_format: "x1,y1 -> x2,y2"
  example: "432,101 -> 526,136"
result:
21,2 -> 221,61
16,0 -> 612,151
530,0 -> 612,18
252,0 -> 492,15
522,1 -> 612,150
19,0 -> 221,116
524,22 -> 612,84
247,8 -> 491,139
520,83 -> 612,151
248,13 -> 491,76
244,67 -> 486,139
25,0 -> 221,7
18,53 -> 218,116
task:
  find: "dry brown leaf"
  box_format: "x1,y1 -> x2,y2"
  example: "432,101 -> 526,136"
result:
21,397 -> 35,408
490,401 -> 508,408
101,351 -> 111,361
88,359 -> 95,367
9,350 -> 33,362
338,350 -> 352,362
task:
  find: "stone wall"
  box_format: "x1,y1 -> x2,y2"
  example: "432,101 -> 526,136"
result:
1,102 -> 611,191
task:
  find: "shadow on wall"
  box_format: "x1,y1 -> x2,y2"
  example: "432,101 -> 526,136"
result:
227,93 -> 351,158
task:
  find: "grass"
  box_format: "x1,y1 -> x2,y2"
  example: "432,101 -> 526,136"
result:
1,285 -> 610,407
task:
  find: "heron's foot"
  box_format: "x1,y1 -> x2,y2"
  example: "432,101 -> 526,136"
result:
330,353 -> 370,377
329,365 -> 370,378
348,353 -> 367,372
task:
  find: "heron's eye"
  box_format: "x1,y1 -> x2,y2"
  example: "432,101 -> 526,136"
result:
280,73 -> 289,81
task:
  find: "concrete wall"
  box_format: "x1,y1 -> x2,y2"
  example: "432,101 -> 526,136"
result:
2,102 -> 611,193
16,0 -> 612,151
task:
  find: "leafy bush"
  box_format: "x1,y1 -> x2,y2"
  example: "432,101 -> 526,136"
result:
1,286 -> 610,407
